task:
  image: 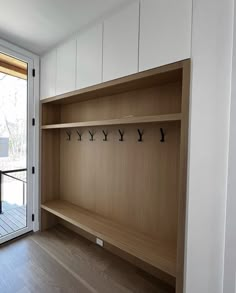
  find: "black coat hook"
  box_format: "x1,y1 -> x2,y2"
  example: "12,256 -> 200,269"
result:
160,128 -> 165,142
137,129 -> 144,142
89,130 -> 95,141
102,130 -> 108,141
76,130 -> 82,141
66,130 -> 71,141
118,129 -> 124,142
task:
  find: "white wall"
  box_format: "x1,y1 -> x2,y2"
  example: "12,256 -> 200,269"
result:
224,1 -> 236,292
185,0 -> 234,292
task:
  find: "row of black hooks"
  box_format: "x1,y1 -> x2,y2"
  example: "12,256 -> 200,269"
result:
66,128 -> 165,143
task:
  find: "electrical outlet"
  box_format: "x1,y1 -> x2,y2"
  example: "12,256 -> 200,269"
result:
96,238 -> 104,247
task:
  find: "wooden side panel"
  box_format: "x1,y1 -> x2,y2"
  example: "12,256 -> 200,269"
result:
41,209 -> 58,231
42,104 -> 61,125
60,82 -> 182,123
41,129 -> 60,230
60,122 -> 180,244
41,130 -> 60,203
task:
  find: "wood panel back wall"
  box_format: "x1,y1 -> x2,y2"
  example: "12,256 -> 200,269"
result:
60,82 -> 182,123
60,122 -> 180,244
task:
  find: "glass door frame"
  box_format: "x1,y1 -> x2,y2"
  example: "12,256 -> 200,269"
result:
0,40 -> 39,244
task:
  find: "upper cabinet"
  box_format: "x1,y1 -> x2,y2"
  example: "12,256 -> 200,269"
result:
40,50 -> 56,99
76,24 -> 103,89
103,2 -> 139,82
139,0 -> 192,71
56,40 -> 76,95
40,1 -> 192,98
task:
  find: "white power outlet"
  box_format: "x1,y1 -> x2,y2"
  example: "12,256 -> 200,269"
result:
96,238 -> 104,247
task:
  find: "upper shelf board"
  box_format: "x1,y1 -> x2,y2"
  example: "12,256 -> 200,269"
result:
41,113 -> 182,129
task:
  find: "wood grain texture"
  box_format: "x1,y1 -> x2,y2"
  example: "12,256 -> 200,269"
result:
0,233 -> 91,292
0,53 -> 27,70
41,202 -> 177,277
59,122 -> 180,243
0,206 -> 26,236
41,114 -> 181,129
41,102 -> 61,229
42,80 -> 182,126
0,62 -> 27,80
41,103 -> 61,125
60,81 -> 181,123
41,130 -> 60,204
0,52 -> 27,80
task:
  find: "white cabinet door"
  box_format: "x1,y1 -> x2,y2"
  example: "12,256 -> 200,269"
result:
76,24 -> 103,89
139,0 -> 192,71
40,50 -> 56,99
103,2 -> 139,82
56,39 -> 76,95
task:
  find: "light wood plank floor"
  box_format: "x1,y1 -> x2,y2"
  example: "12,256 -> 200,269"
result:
0,203 -> 26,237
0,225 -> 175,293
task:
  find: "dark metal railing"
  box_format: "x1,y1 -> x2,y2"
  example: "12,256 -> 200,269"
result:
0,168 -> 27,214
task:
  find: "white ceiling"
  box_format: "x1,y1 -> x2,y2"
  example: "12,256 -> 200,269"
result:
0,0 -> 129,55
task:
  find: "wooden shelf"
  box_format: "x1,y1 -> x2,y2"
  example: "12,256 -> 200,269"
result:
41,200 -> 177,277
41,113 -> 181,129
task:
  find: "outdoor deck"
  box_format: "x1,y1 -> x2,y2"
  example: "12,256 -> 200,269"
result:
0,202 -> 26,237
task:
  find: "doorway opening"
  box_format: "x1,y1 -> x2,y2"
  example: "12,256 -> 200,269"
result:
0,52 -> 33,242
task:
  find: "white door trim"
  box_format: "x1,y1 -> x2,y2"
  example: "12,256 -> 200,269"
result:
0,39 -> 39,239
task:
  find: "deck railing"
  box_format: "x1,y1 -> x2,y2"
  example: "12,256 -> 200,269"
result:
0,168 -> 27,214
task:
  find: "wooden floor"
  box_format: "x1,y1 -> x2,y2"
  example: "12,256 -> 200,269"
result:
0,225 -> 175,293
0,202 -> 26,237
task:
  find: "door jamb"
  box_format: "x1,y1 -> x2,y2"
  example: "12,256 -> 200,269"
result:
0,38 -> 40,233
